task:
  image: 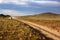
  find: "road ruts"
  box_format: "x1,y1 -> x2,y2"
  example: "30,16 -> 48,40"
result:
11,17 -> 60,40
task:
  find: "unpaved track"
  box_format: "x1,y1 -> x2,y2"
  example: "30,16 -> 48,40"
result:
12,17 -> 60,40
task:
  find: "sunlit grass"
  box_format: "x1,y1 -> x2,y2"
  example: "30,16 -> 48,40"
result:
0,18 -> 48,40
18,16 -> 60,33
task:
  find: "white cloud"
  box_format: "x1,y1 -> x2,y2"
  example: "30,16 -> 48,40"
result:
0,0 -> 3,3
32,1 -> 60,5
0,9 -> 33,16
0,0 -> 60,5
0,0 -> 28,5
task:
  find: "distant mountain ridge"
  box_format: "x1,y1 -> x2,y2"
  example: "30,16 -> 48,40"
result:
25,12 -> 60,16
21,12 -> 60,20
33,12 -> 60,17
40,12 -> 57,15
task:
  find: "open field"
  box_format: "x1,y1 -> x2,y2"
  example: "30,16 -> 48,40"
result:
0,17 -> 53,40
17,12 -> 60,33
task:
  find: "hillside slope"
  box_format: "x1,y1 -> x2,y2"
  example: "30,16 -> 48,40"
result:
20,12 -> 60,20
0,17 -> 53,40
17,12 -> 60,33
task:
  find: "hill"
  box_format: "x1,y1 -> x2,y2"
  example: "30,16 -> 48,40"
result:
17,12 -> 60,33
20,12 -> 60,20
0,17 -> 52,40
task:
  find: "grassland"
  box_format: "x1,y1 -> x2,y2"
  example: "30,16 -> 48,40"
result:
0,17 -> 52,40
18,12 -> 60,33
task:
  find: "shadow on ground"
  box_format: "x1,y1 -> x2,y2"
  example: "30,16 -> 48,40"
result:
24,23 -> 54,40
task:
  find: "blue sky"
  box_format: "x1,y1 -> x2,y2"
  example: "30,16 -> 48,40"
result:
0,0 -> 60,16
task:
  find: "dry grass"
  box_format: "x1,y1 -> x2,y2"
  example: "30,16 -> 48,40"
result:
0,17 -> 51,40
17,13 -> 60,33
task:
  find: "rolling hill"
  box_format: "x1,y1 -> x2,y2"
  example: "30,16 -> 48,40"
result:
17,12 -> 60,33
20,12 -> 60,20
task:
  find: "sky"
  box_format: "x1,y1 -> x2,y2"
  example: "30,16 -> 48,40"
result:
0,0 -> 60,16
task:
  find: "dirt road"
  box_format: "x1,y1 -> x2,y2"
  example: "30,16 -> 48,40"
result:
12,17 -> 60,40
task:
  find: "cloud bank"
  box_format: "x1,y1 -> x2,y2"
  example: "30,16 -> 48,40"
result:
0,0 -> 60,16
0,9 -> 33,16
0,0 -> 60,6
33,1 -> 60,5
